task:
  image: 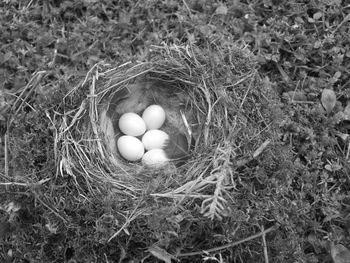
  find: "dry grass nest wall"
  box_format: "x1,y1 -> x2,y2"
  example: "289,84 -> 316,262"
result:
58,44 -> 278,220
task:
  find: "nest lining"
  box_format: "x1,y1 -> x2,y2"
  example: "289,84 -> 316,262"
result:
59,44 -> 276,218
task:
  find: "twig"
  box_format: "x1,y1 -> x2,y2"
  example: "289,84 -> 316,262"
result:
108,206 -> 145,243
11,71 -> 46,121
275,63 -> 291,84
4,131 -> 9,179
239,71 -> 256,109
346,140 -> 350,161
180,110 -> 193,151
224,73 -> 254,89
45,110 -> 59,172
104,253 -> 110,263
178,224 -> 278,257
71,40 -> 98,60
288,101 -> 315,104
151,193 -> 212,199
61,99 -> 87,134
0,178 -> 51,187
253,139 -> 271,158
235,139 -> 271,167
25,0 -> 34,9
341,78 -> 350,90
150,165 -> 212,199
6,92 -> 37,112
35,194 -> 68,223
332,13 -> 350,35
182,0 -> 192,15
199,77 -> 212,146
64,62 -> 100,99
48,39 -> 59,68
90,74 -> 105,159
261,225 -> 269,263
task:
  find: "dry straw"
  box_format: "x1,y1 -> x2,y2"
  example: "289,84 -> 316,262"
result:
58,43 -> 276,221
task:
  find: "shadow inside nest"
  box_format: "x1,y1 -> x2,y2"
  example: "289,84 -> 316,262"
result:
100,79 -> 198,166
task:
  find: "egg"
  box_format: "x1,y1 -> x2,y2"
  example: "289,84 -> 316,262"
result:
118,112 -> 146,136
117,135 -> 145,162
142,105 -> 166,130
142,130 -> 169,151
142,149 -> 169,168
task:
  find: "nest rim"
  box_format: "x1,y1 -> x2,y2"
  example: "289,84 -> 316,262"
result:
58,43 -> 276,213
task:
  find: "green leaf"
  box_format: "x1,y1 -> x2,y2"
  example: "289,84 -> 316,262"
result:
321,89 -> 336,114
215,4 -> 228,15
324,163 -> 342,172
313,12 -> 323,20
148,245 -> 177,263
344,102 -> 350,118
331,243 -> 350,263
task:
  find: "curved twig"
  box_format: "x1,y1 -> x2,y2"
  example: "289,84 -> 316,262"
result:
178,224 -> 279,258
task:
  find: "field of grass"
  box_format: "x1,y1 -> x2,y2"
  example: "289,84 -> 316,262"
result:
1,1 -> 350,262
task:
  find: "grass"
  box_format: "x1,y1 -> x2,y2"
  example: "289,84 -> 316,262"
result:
1,0 -> 350,262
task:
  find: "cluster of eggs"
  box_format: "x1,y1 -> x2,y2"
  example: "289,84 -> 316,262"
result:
117,105 -> 169,167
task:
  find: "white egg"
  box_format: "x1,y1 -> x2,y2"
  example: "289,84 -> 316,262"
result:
142,105 -> 166,130
142,149 -> 169,168
142,130 -> 169,151
117,135 -> 145,162
118,112 -> 146,136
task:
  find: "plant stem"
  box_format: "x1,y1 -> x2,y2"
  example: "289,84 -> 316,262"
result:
178,224 -> 279,258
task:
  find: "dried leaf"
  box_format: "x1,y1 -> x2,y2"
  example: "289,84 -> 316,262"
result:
99,109 -> 117,155
324,163 -> 342,172
344,102 -> 350,118
331,243 -> 350,263
334,131 -> 349,142
333,71 -> 342,80
148,245 -> 177,263
282,91 -> 307,102
313,12 -> 323,20
215,4 -> 228,15
321,89 -> 336,114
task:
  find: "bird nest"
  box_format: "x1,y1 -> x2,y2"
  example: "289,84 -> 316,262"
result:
58,44 -> 276,220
